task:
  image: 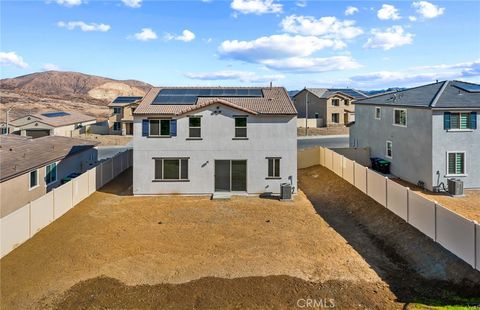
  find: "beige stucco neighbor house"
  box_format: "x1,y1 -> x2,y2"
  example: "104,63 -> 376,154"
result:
293,88 -> 367,127
108,96 -> 143,135
0,135 -> 99,218
10,111 -> 96,138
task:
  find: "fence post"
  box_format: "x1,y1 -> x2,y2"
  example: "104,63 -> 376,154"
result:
352,160 -> 356,186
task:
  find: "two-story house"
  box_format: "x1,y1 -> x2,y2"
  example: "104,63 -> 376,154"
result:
132,87 -> 297,196
293,88 -> 367,127
108,96 -> 143,135
350,80 -> 479,191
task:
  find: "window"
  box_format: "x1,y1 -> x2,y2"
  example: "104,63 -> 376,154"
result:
375,107 -> 381,120
149,119 -> 170,136
393,109 -> 407,126
267,158 -> 280,178
447,152 -> 465,175
189,117 -> 201,138
449,112 -> 473,130
331,113 -> 339,123
113,107 -> 122,115
154,158 -> 188,180
344,99 -> 350,106
1,128 -> 7,135
45,162 -> 57,185
332,99 -> 340,106
29,169 -> 39,190
315,113 -> 319,119
386,141 -> 392,158
235,117 -> 247,138
113,122 -> 121,131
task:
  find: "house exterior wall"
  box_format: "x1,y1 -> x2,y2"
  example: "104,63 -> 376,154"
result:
325,95 -> 354,127
350,105 -> 434,190
431,110 -> 480,189
133,105 -> 297,195
108,105 -> 136,135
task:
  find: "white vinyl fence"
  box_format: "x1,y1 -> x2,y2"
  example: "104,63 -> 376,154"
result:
0,150 -> 132,258
298,147 -> 480,271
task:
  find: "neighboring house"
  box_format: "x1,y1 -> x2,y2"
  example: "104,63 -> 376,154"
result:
108,96 -> 143,135
132,87 -> 297,196
350,80 -> 479,191
0,135 -> 99,218
10,111 -> 96,138
292,88 -> 367,127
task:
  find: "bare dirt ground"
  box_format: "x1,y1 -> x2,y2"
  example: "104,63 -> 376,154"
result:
392,178 -> 480,223
73,133 -> 132,146
297,126 -> 349,136
299,166 -> 480,309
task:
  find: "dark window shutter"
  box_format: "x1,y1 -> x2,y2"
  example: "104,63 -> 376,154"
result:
443,112 -> 451,130
170,119 -> 177,136
471,112 -> 477,129
142,119 -> 149,136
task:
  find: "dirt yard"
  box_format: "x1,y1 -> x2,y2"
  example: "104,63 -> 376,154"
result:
297,126 -> 349,136
392,179 -> 480,222
73,133 -> 132,146
1,167 -> 479,309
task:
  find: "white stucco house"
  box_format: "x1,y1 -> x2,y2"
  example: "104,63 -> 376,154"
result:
132,87 -> 298,196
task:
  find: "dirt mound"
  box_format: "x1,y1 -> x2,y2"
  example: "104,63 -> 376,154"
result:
88,81 -> 146,101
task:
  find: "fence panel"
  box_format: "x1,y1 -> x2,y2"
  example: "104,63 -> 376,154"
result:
297,148 -> 320,169
332,152 -> 343,177
1,205 -> 30,257
408,191 -> 436,239
53,181 -> 73,219
128,149 -> 133,167
324,148 -> 333,170
72,173 -> 90,205
386,179 -> 408,221
436,205 -> 476,267
353,162 -> 367,193
366,170 -> 387,207
88,168 -> 96,195
342,157 -> 355,184
95,163 -> 103,189
102,159 -> 113,185
121,151 -> 128,172
30,191 -> 54,235
476,224 -> 480,271
113,154 -> 122,177
319,147 -> 325,166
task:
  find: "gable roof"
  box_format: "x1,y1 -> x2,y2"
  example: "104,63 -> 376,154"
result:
134,86 -> 297,116
296,88 -> 367,100
0,135 -> 99,182
11,111 -> 96,127
355,80 -> 480,109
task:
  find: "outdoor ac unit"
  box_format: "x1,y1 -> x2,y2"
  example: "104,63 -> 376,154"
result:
280,183 -> 292,201
447,178 -> 464,196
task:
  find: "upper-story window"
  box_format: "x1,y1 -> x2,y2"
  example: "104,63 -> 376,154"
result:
149,119 -> 171,136
444,112 -> 477,130
189,116 -> 201,138
332,99 -> 340,106
235,117 -> 247,138
375,107 -> 381,120
113,107 -> 122,115
344,99 -> 350,106
393,108 -> 407,127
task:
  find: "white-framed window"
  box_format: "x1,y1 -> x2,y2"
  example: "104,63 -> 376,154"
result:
29,169 -> 39,190
149,119 -> 170,136
189,116 -> 201,138
449,112 -> 472,130
45,162 -> 57,185
386,141 -> 392,158
332,113 -> 340,123
234,117 -> 247,138
332,99 -> 340,106
267,158 -> 281,178
447,152 -> 465,176
113,107 -> 122,115
393,108 -> 407,127
375,107 -> 381,120
154,158 -> 188,180
1,127 -> 7,135
113,122 -> 121,131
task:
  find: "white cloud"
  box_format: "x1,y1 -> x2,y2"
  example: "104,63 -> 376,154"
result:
0,52 -> 28,69
281,15 -> 363,40
412,1 -> 445,19
132,28 -> 158,41
165,29 -> 196,42
261,56 -> 361,73
408,16 -> 417,21
230,0 -> 282,15
57,21 -> 111,32
345,6 -> 359,16
185,70 -> 285,83
363,26 -> 413,50
122,0 -> 142,8
42,63 -> 60,71
52,0 -> 83,7
296,0 -> 307,8
377,4 -> 401,20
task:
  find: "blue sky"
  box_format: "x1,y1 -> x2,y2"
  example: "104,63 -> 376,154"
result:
1,0 -> 479,90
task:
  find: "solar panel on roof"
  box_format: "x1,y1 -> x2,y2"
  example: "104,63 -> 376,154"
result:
152,88 -> 263,105
41,112 -> 70,118
113,96 -> 143,103
453,83 -> 480,93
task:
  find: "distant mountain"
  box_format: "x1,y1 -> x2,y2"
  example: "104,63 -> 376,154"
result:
361,88 -> 407,96
288,90 -> 301,97
0,71 -> 152,102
